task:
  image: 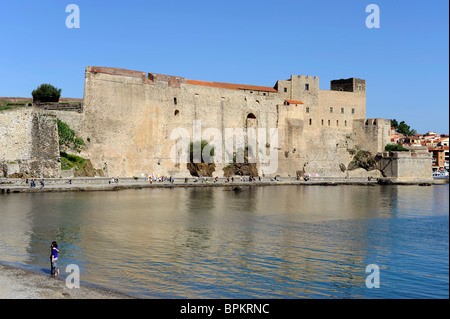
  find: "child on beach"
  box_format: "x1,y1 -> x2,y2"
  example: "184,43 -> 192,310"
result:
50,241 -> 59,277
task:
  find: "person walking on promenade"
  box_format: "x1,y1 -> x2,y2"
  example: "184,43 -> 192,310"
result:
50,241 -> 60,277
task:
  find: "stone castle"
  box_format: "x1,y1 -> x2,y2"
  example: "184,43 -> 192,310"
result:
0,66 -> 433,181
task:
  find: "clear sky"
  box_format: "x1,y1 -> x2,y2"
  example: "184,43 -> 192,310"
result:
0,0 -> 448,134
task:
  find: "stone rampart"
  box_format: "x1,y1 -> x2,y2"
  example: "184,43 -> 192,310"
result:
379,150 -> 433,182
0,108 -> 60,178
80,66 -> 392,179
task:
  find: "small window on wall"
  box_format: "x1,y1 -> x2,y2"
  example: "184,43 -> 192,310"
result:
174,110 -> 179,116
336,120 -> 339,126
321,119 -> 324,126
345,120 -> 347,127
309,119 -> 312,125
328,120 -> 331,126
341,108 -> 344,114
174,97 -> 177,105
352,108 -> 355,114
306,107 -> 310,113
305,84 -> 309,91
330,107 -> 333,113
284,87 -> 287,93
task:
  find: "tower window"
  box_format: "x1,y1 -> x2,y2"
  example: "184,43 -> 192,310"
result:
309,119 -> 312,125
330,107 -> 333,113
321,119 -> 324,126
351,108 -> 355,114
174,97 -> 177,105
341,108 -> 344,114
306,107 -> 310,113
284,87 -> 287,92
328,120 -> 331,126
174,110 -> 179,116
345,120 -> 347,127
305,84 -> 309,91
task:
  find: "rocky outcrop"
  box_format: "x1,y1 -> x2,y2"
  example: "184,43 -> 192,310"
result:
186,163 -> 216,177
222,162 -> 258,177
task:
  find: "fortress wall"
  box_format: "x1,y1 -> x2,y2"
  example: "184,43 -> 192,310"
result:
315,90 -> 366,129
81,67 -> 390,178
83,68 -> 286,177
83,70 -> 162,177
297,128 -> 356,177
379,151 -> 433,182
0,108 -> 60,178
0,108 -> 34,161
148,79 -> 282,176
353,118 -> 391,154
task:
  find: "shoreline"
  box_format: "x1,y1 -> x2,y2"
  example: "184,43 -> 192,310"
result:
0,262 -> 133,299
0,177 -> 447,194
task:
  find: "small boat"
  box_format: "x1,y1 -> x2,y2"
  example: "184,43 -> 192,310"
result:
432,170 -> 449,179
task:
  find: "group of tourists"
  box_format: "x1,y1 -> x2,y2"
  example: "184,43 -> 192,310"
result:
108,177 -> 119,184
148,174 -> 174,184
26,178 -> 44,188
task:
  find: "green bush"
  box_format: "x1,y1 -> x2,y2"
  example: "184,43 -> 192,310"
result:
385,144 -> 409,152
57,119 -> 85,153
32,84 -> 61,103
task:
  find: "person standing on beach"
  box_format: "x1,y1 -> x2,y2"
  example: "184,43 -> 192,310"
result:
50,241 -> 59,277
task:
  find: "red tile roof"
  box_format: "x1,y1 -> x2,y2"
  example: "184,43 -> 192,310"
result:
187,79 -> 277,92
284,99 -> 304,105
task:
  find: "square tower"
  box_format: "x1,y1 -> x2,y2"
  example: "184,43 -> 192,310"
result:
330,78 -> 366,93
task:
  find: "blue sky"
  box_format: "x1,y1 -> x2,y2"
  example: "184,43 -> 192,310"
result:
0,0 -> 448,133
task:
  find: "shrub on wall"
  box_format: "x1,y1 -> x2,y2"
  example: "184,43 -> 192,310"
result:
57,119 -> 85,153
32,84 -> 61,103
385,144 -> 409,152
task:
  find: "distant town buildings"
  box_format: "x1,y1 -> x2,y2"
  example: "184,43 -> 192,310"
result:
390,128 -> 449,171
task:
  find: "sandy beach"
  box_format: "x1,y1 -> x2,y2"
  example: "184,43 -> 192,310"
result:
0,263 -> 131,299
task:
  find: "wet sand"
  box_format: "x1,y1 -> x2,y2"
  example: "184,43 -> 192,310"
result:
0,263 -> 132,299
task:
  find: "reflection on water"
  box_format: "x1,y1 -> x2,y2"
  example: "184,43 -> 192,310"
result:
0,185 -> 448,298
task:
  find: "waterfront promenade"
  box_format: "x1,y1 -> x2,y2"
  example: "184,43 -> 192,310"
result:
0,176 -> 446,194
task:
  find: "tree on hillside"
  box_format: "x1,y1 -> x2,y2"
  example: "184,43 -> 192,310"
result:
390,119 -> 399,129
390,119 -> 417,136
32,84 -> 61,103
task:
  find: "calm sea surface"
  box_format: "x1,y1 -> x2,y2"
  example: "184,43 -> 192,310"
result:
0,185 -> 448,298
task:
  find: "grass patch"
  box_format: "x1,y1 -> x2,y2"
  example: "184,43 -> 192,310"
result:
0,100 -> 31,111
60,152 -> 86,171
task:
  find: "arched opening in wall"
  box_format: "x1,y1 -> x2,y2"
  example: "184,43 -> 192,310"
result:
328,120 -> 331,126
321,119 -> 324,126
174,110 -> 179,116
345,120 -> 347,127
246,113 -> 257,130
336,120 -> 339,126
309,119 -> 312,125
